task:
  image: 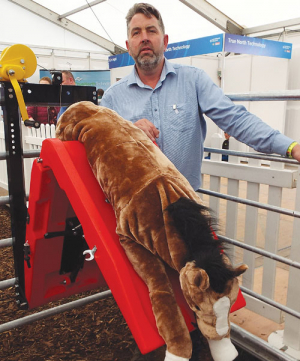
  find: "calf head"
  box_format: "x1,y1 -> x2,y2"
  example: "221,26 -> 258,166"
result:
180,259 -> 247,340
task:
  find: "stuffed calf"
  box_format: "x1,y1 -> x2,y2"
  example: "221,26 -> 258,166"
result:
56,101 -> 247,361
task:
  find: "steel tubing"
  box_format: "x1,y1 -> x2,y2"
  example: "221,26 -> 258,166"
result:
0,238 -> 13,248
0,290 -> 112,333
240,286 -> 300,320
198,189 -> 300,219
227,90 -> 300,102
0,278 -> 16,290
231,323 -> 299,361
217,235 -> 300,270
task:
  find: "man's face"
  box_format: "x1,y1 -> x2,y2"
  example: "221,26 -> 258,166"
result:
126,13 -> 168,71
62,73 -> 75,85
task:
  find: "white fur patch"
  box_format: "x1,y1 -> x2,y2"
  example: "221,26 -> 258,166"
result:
213,296 -> 230,336
208,338 -> 238,361
164,350 -> 189,361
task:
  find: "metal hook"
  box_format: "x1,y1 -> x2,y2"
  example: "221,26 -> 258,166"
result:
83,246 -> 97,261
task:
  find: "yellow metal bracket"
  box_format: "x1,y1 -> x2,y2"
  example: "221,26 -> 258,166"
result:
0,44 -> 37,122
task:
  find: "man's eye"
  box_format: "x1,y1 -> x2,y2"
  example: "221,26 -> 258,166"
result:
195,305 -> 200,311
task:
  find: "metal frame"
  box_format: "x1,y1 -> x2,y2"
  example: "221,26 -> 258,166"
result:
0,80 -> 97,309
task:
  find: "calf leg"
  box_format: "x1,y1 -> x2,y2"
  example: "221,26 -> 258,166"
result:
120,237 -> 192,360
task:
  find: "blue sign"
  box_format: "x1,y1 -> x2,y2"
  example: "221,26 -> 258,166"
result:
109,34 -> 223,69
40,70 -> 111,91
165,34 -> 223,60
224,34 -> 292,59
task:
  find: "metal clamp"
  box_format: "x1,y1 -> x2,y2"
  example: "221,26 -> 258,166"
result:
83,246 -> 97,261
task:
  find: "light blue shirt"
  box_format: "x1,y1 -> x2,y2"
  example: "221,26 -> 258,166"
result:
57,106 -> 68,119
101,59 -> 294,190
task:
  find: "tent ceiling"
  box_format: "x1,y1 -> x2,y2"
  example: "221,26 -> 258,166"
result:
8,0 -> 300,54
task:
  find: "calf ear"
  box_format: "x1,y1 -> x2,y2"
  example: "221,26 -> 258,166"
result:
222,254 -> 248,278
180,262 -> 210,292
193,269 -> 210,292
232,264 -> 248,277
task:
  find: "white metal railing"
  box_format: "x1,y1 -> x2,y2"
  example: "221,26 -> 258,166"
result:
202,133 -> 300,358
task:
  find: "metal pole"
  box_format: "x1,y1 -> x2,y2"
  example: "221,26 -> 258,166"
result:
2,82 -> 28,309
0,196 -> 10,206
197,189 -> 300,219
217,235 -> 300,270
231,323 -> 298,361
0,290 -> 112,333
0,278 -> 16,290
0,238 -> 13,248
227,90 -> 300,102
204,147 -> 298,165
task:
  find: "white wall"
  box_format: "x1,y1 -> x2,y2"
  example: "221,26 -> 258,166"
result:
285,32 -> 300,143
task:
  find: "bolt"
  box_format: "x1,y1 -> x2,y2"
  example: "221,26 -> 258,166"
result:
20,59 -> 25,64
8,88 -> 13,92
8,69 -> 15,75
22,67 -> 25,70
37,158 -> 43,163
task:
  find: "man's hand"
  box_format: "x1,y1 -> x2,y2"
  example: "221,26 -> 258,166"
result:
291,143 -> 300,162
134,118 -> 159,142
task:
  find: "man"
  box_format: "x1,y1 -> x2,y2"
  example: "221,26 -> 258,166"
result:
61,70 -> 76,85
101,3 -> 300,191
57,71 -> 76,118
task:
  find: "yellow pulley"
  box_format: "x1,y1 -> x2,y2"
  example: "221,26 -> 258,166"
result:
0,44 -> 37,122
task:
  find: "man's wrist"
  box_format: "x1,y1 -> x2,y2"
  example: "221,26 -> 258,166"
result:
286,141 -> 298,158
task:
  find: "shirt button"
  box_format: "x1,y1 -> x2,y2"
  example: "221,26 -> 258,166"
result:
154,109 -> 157,111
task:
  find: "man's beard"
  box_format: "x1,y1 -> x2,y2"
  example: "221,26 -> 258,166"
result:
134,49 -> 164,71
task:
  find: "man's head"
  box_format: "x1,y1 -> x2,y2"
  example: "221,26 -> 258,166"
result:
39,76 -> 51,85
62,71 -> 76,85
125,3 -> 168,72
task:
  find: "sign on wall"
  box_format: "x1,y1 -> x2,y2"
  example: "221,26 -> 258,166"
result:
40,70 -> 111,90
108,33 -> 293,69
224,34 -> 292,59
108,34 -> 223,69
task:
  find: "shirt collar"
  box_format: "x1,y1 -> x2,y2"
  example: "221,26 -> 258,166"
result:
127,58 -> 176,88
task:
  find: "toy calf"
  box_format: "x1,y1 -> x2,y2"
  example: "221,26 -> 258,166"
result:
56,101 -> 247,361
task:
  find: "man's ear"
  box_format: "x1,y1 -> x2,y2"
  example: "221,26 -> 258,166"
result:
163,34 -> 169,51
126,40 -> 130,54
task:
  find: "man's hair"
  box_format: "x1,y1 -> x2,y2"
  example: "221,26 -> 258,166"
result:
126,3 -> 165,36
62,70 -> 75,82
97,88 -> 104,97
39,76 -> 51,84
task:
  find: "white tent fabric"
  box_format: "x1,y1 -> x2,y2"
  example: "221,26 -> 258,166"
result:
4,0 -> 300,54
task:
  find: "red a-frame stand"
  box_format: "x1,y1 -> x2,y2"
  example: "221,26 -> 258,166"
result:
25,138 -> 245,354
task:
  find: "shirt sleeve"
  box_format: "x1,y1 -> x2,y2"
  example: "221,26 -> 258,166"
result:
196,69 -> 294,156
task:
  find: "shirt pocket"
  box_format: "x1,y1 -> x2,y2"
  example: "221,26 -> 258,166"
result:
166,103 -> 193,132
